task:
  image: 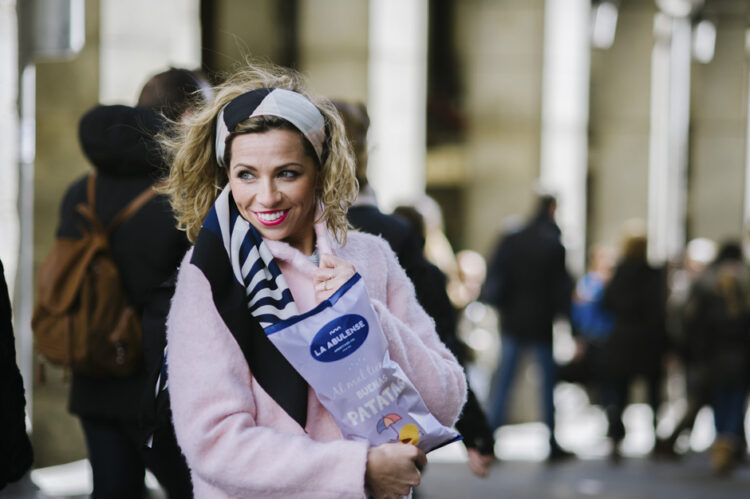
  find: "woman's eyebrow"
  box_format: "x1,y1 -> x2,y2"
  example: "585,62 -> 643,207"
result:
231,162 -> 260,171
268,162 -> 306,171
232,161 -> 303,167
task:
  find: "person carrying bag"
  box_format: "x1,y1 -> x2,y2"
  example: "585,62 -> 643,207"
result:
160,62 -> 467,498
32,173 -> 156,377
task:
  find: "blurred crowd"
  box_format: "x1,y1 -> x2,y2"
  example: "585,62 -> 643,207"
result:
367,181 -> 750,479
478,202 -> 750,477
343,166 -> 750,479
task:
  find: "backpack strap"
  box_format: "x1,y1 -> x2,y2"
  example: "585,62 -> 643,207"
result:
86,172 -> 97,212
77,174 -> 163,235
107,183 -> 162,234
75,174 -> 105,235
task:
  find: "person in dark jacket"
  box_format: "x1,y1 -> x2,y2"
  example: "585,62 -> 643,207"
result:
601,223 -> 668,462
482,194 -> 573,461
136,67 -> 213,499
394,205 -> 496,477
53,68 -> 207,498
334,100 -> 425,278
335,100 -> 495,476
0,259 -> 34,491
653,238 -> 716,458
682,241 -> 750,474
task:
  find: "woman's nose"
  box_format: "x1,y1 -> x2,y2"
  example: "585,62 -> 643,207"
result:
257,179 -> 281,206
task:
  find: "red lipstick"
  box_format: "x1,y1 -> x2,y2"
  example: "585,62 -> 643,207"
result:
253,209 -> 290,226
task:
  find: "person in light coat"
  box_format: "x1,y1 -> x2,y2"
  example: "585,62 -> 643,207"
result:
160,61 -> 467,499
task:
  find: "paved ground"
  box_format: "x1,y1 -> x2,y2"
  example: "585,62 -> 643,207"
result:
3,451 -> 749,498
416,453 -> 750,499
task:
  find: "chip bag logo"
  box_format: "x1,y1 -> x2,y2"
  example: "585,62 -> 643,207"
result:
311,314 -> 369,362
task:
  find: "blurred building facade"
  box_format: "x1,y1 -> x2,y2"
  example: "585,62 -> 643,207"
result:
3,0 -> 750,464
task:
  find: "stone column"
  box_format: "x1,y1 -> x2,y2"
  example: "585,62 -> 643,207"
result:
0,0 -> 19,292
744,29 -> 750,230
17,0 -> 91,421
648,9 -> 692,264
298,0 -> 368,101
16,64 -> 35,412
458,0 -> 546,256
1,0 -> 25,401
99,0 -> 201,103
539,0 -> 591,275
367,0 -> 428,211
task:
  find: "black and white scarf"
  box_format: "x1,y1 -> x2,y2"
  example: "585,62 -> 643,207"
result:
205,186 -> 299,326
161,186 -> 309,427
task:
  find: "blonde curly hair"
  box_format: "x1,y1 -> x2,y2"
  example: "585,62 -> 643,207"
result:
159,61 -> 358,244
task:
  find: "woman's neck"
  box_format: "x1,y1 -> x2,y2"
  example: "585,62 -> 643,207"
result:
286,229 -> 316,256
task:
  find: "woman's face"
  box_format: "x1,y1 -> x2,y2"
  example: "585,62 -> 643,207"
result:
227,129 -> 319,254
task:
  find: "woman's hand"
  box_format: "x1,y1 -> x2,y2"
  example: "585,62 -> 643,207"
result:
365,443 -> 427,499
466,447 -> 495,477
313,253 -> 356,302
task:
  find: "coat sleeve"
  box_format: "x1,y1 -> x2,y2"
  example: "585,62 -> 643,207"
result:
167,256 -> 368,498
0,260 -> 34,486
365,240 -> 467,427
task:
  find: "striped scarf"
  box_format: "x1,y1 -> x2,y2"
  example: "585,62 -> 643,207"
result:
157,185 -> 309,427
207,186 -> 299,327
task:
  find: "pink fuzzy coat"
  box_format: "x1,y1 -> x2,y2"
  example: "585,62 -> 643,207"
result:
166,224 -> 467,498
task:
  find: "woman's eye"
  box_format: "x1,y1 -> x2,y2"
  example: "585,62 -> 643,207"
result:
279,170 -> 300,179
238,170 -> 255,180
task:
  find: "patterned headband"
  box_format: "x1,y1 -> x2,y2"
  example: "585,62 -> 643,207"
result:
215,88 -> 326,167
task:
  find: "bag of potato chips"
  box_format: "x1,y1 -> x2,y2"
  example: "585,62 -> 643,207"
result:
265,273 -> 461,452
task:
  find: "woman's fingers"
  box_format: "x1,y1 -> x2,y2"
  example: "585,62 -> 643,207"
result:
319,253 -> 356,276
313,254 -> 356,302
413,447 -> 427,471
312,269 -> 335,290
365,443 -> 424,498
318,252 -> 339,269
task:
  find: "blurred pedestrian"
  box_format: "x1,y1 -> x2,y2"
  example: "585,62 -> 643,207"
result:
335,100 -> 426,279
481,194 -> 574,462
449,249 -> 488,311
0,259 -> 33,491
136,67 -> 214,498
601,221 -> 668,462
415,195 -> 461,288
137,67 -> 214,122
654,238 -> 716,458
335,98 -> 493,477
681,241 -> 750,474
560,245 -> 616,396
159,61 -> 466,498
394,205 -> 496,477
48,67 -> 208,498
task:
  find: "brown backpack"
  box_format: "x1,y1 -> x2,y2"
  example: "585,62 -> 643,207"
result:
32,174 -> 158,377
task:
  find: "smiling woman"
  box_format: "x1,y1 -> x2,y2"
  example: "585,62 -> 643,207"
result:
161,69 -> 356,247
228,129 -> 319,254
157,61 -> 467,499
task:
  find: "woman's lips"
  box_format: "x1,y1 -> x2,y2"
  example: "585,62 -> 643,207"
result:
253,209 -> 290,226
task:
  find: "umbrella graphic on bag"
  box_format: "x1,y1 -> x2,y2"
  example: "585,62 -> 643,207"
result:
377,413 -> 402,439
